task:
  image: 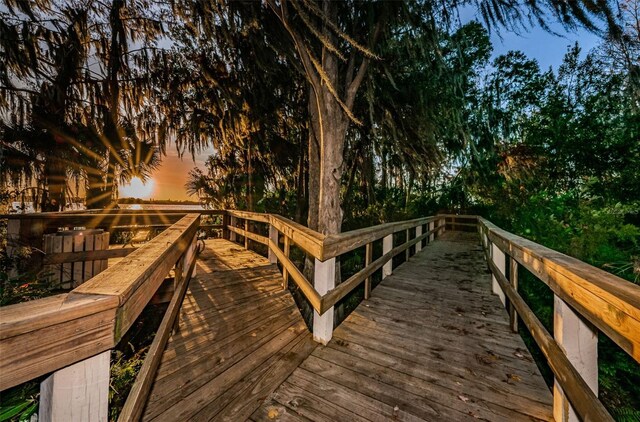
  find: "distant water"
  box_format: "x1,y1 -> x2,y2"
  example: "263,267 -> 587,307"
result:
119,204 -> 205,211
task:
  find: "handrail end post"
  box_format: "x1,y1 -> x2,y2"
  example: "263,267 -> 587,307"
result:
313,257 -> 335,345
491,243 -> 506,306
268,224 -> 278,264
553,296 -> 598,422
229,215 -> 237,242
39,350 -> 110,422
382,234 -> 393,279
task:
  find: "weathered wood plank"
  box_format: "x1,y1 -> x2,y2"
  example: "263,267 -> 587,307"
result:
256,231 -> 553,422
118,243 -> 197,422
43,247 -> 136,265
480,217 -> 640,363
71,214 -> 199,340
141,239 -> 316,422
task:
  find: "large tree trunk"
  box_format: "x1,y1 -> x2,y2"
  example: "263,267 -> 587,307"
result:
307,88 -> 321,232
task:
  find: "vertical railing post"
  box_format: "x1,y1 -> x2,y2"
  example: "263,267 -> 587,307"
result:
509,256 -> 518,332
553,297 -> 598,422
222,212 -> 230,240
415,224 -> 422,253
428,221 -> 435,242
405,229 -> 410,261
382,234 -> 393,279
244,219 -> 249,249
268,224 -> 278,264
313,257 -> 335,344
491,243 -> 506,306
39,350 -> 110,422
229,215 -> 237,242
282,235 -> 290,289
364,242 -> 372,299
438,217 -> 445,237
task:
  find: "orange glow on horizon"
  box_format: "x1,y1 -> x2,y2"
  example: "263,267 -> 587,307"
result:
120,177 -> 155,199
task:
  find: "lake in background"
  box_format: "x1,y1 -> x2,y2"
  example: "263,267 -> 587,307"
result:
118,204 -> 206,211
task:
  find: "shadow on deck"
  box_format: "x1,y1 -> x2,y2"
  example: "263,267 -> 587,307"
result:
142,233 -> 553,421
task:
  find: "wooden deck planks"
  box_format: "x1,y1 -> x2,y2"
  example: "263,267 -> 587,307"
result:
141,239 -> 316,422
255,231 -> 553,422
142,232 -> 552,422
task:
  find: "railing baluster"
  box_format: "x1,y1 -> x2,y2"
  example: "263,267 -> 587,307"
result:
553,296 -> 598,422
405,229 -> 410,261
229,215 -> 237,242
244,219 -> 249,249
415,224 -> 422,253
282,235 -> 291,289
268,224 -> 278,264
491,242 -> 506,306
364,242 -> 372,299
39,350 -> 110,422
429,221 -> 435,242
382,234 -> 393,279
509,256 -> 519,333
313,257 -> 335,344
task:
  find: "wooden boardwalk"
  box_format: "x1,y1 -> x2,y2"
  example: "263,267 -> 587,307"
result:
142,240 -> 317,421
143,233 -> 553,421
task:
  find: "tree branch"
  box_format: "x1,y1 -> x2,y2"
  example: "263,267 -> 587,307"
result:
345,18 -> 384,110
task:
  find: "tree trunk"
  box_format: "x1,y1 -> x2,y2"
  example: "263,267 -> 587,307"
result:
307,88 -> 321,232
295,131 -> 306,224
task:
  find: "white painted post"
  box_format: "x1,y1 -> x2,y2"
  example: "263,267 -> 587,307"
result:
382,234 -> 393,279
229,216 -> 237,242
553,296 -> 598,422
415,225 -> 422,253
39,350 -> 110,422
439,217 -> 446,236
313,257 -> 335,345
428,221 -> 435,242
268,225 -> 278,264
491,243 -> 506,306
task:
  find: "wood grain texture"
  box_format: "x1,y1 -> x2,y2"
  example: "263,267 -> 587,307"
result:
487,256 -> 612,421
0,296 -> 117,390
71,214 -> 200,340
0,216 -> 199,391
479,217 -> 640,363
140,239 -> 317,421
255,231 -> 553,422
43,247 -> 135,265
118,242 -> 198,422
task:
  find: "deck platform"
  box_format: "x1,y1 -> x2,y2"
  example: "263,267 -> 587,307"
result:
142,240 -> 317,421
143,233 -> 553,421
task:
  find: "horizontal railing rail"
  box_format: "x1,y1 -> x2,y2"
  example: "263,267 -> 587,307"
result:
4,208 -> 639,421
0,214 -> 200,421
478,217 -> 640,422
223,211 -> 450,344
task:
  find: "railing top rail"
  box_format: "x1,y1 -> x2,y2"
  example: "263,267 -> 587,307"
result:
478,216 -> 640,363
0,214 -> 200,391
322,216 -> 440,260
0,209 -> 223,220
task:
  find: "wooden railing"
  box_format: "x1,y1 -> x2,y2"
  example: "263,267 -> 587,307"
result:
0,214 -> 200,421
223,210 -> 447,343
478,217 -> 640,422
3,209 -> 639,422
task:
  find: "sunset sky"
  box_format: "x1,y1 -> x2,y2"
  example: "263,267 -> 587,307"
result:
126,22 -> 601,201
120,142 -> 213,201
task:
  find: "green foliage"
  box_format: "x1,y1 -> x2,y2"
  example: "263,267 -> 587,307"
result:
0,381 -> 38,422
109,347 -> 146,421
